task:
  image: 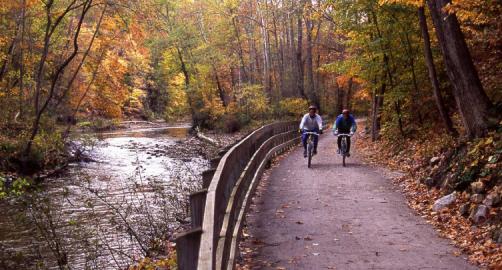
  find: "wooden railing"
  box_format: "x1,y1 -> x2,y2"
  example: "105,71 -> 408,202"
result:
175,121 -> 300,270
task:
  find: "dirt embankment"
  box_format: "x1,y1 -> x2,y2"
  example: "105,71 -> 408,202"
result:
356,129 -> 501,268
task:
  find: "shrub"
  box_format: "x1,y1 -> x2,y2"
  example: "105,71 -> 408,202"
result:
31,130 -> 66,169
233,84 -> 270,119
218,114 -> 241,133
279,98 -> 308,118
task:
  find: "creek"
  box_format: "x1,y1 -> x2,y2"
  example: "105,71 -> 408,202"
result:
0,125 -> 211,269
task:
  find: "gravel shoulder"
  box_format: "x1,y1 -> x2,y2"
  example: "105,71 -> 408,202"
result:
239,133 -> 477,270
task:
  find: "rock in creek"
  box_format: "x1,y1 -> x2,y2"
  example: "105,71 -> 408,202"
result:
432,192 -> 457,212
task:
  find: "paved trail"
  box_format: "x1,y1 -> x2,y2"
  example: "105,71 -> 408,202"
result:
243,133 -> 476,270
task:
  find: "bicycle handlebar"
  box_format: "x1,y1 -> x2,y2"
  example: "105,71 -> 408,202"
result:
334,133 -> 352,137
303,131 -> 320,136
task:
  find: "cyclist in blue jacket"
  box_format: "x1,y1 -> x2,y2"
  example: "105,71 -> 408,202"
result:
333,109 -> 357,156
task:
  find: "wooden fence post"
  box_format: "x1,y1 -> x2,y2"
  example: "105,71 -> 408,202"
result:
210,157 -> 221,168
202,169 -> 216,189
175,228 -> 202,270
190,189 -> 208,228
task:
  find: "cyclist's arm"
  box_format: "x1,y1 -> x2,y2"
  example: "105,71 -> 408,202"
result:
332,116 -> 340,132
316,115 -> 323,130
299,114 -> 307,130
350,116 -> 357,133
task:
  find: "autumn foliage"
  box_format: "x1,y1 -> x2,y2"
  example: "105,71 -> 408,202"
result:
0,0 -> 501,266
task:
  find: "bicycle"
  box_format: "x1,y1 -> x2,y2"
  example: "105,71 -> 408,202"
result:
335,133 -> 352,167
303,131 -> 319,168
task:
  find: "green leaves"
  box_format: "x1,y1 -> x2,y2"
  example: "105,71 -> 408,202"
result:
0,175 -> 31,199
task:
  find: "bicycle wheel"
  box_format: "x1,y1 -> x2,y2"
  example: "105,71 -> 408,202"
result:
307,142 -> 312,168
341,138 -> 347,167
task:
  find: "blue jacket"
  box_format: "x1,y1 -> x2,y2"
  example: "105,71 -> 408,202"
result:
333,114 -> 356,133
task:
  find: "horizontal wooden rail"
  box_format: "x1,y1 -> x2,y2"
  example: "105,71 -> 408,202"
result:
175,121 -> 299,270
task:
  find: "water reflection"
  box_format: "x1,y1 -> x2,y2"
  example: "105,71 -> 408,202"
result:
96,126 -> 191,139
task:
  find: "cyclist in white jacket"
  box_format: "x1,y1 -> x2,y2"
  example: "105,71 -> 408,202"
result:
299,105 -> 323,157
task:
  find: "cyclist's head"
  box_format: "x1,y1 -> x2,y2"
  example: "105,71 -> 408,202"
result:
342,109 -> 350,118
308,105 -> 317,116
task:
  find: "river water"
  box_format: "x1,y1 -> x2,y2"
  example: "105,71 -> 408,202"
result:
0,125 -> 211,269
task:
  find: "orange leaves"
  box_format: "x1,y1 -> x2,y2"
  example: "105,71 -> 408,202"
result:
335,75 -> 351,87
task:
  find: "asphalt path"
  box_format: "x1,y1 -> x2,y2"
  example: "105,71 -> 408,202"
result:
242,132 -> 477,270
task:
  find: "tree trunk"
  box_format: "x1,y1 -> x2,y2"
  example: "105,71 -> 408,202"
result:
18,0 -> 26,119
372,80 -> 386,142
403,30 -> 424,126
246,23 -> 259,84
336,82 -> 344,115
427,0 -> 495,138
395,100 -> 405,137
417,6 -> 456,135
371,87 -> 378,142
176,46 -> 198,122
25,0 -> 93,156
256,0 -> 270,94
296,2 -> 306,99
231,17 -> 248,83
345,77 -> 353,111
272,9 -> 285,98
305,1 -> 319,110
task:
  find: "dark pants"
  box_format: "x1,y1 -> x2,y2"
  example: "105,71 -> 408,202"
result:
302,128 -> 319,151
337,135 -> 351,153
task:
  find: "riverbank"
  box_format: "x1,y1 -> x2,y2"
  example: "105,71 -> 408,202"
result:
0,121 -> 252,269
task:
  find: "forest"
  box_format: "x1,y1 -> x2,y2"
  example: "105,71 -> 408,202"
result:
0,0 -> 500,172
0,0 -> 501,268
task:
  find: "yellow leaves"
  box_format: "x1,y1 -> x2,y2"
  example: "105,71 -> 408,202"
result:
484,137 -> 494,146
279,98 -> 308,117
235,85 -> 269,117
129,254 -> 177,270
165,73 -> 190,120
378,0 -> 423,8
470,159 -> 479,168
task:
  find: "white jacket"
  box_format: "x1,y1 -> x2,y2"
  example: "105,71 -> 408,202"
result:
299,114 -> 323,131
